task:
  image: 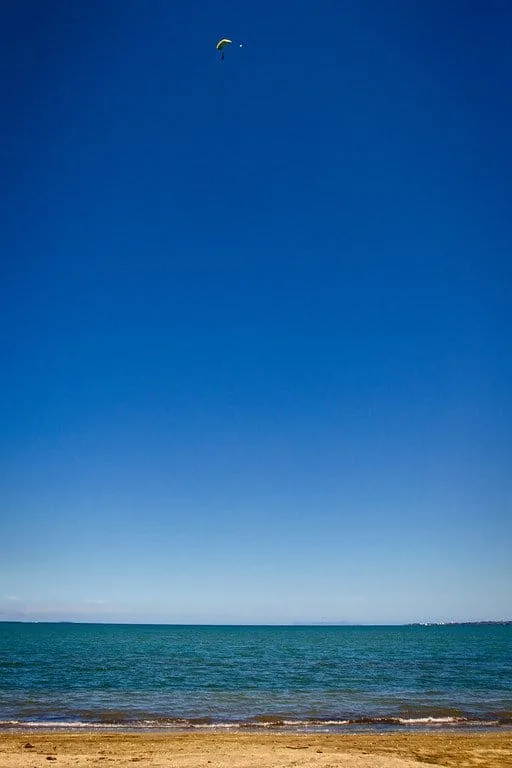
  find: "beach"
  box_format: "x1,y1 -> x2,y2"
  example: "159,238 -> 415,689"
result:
1,731 -> 511,768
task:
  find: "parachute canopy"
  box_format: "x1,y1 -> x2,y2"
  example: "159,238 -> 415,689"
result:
216,38 -> 232,51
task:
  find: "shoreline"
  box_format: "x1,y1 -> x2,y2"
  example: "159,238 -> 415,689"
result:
1,723 -> 511,734
1,730 -> 511,767
1,718 -> 511,732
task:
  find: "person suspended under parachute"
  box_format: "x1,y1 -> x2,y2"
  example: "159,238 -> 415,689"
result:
216,38 -> 232,60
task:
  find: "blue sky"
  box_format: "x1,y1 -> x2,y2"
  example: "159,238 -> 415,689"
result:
1,0 -> 511,624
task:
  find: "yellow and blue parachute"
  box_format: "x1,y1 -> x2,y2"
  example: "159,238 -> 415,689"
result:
216,38 -> 232,59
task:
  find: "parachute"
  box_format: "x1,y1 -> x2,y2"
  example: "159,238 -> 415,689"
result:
216,38 -> 232,60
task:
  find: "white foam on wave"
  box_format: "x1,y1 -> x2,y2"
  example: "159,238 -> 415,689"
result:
189,722 -> 241,729
280,719 -> 350,726
397,717 -> 463,725
398,716 -> 502,727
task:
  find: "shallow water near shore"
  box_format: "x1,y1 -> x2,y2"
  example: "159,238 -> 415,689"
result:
1,623 -> 511,731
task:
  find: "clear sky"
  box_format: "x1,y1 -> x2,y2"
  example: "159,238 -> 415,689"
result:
1,0 -> 510,624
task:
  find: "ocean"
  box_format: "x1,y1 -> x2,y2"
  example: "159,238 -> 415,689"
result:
0,623 -> 510,731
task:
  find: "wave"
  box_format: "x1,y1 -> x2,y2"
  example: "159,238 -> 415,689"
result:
0,713 -> 510,731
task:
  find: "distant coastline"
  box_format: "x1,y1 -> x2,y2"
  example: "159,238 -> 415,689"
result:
0,619 -> 511,626
407,621 -> 512,627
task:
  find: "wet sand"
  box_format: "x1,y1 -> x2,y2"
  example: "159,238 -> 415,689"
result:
1,731 -> 511,768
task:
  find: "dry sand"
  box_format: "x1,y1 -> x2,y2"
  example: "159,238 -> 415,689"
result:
0,731 -> 511,768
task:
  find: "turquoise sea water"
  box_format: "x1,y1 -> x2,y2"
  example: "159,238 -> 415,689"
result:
0,623 -> 511,731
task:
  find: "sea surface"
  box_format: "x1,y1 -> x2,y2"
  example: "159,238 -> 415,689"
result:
0,623 -> 511,732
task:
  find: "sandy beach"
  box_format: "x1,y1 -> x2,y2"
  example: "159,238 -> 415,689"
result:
0,731 -> 511,768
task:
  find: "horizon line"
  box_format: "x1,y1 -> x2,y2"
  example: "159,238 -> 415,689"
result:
1,619 -> 510,627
